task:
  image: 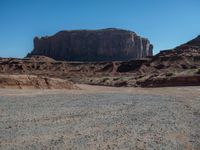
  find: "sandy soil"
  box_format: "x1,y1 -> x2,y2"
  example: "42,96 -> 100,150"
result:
0,85 -> 200,149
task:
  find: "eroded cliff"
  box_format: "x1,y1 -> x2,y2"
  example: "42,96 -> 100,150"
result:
27,28 -> 153,61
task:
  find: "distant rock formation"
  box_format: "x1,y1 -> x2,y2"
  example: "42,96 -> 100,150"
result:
27,28 -> 153,61
1,34 -> 200,87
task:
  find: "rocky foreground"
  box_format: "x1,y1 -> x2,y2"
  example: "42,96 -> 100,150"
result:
0,85 -> 200,149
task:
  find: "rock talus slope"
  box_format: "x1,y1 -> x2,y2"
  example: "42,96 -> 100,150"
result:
0,75 -> 78,89
137,35 -> 200,87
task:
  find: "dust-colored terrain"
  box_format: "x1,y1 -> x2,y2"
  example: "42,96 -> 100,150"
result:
0,74 -> 78,89
0,85 -> 200,149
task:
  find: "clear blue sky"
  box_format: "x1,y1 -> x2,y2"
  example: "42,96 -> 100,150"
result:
0,0 -> 200,58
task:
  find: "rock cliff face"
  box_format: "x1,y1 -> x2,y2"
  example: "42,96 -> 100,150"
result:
27,28 -> 153,61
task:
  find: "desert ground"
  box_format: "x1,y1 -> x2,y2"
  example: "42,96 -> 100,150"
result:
0,85 -> 200,149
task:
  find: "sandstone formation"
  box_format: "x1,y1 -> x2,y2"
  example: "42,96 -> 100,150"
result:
0,35 -> 200,87
27,28 -> 153,61
139,35 -> 200,74
136,35 -> 200,87
0,75 -> 78,89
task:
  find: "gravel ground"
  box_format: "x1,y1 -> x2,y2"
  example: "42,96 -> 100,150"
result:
0,85 -> 200,150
